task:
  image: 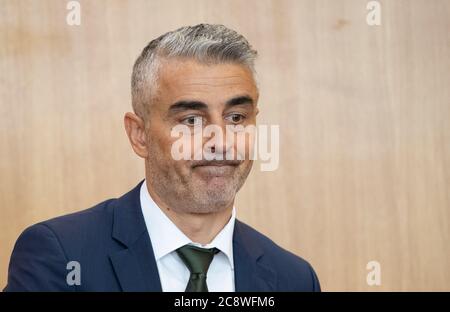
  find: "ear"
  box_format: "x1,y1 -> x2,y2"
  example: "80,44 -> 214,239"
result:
124,112 -> 148,158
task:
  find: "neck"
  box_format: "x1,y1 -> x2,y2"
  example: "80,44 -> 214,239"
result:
164,206 -> 233,245
146,182 -> 234,245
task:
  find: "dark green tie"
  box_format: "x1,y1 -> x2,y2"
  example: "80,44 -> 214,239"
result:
176,245 -> 219,292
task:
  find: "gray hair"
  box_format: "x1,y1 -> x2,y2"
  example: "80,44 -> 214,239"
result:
131,23 -> 258,120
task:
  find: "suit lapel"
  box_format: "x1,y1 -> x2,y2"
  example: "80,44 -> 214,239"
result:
109,180 -> 162,291
233,220 -> 277,291
107,181 -> 276,292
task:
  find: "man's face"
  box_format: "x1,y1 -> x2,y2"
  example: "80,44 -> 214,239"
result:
145,58 -> 259,214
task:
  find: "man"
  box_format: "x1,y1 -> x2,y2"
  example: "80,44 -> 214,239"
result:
4,24 -> 320,292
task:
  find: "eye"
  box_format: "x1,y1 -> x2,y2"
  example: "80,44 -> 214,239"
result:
225,113 -> 246,124
181,115 -> 203,126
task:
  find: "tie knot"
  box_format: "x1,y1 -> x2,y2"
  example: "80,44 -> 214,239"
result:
176,245 -> 219,274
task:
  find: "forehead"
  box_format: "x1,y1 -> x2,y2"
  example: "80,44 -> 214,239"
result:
155,58 -> 258,107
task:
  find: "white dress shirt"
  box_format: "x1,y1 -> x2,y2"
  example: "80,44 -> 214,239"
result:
140,180 -> 236,292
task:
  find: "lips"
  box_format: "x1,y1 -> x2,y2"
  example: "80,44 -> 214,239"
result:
191,160 -> 241,177
191,160 -> 242,168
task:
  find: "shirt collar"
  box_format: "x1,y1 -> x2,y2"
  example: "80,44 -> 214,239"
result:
140,180 -> 235,269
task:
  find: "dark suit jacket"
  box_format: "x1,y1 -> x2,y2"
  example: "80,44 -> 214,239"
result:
4,181 -> 320,291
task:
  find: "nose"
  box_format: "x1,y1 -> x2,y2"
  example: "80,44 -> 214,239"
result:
202,121 -> 235,160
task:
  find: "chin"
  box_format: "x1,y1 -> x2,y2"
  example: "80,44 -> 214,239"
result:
188,190 -> 236,214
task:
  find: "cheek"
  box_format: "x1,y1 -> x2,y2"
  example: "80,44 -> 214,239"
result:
148,122 -> 171,151
146,127 -> 173,164
233,132 -> 256,159
156,133 -> 193,172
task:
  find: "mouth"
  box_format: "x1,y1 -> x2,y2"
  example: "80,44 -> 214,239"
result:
191,160 -> 242,168
191,160 -> 242,177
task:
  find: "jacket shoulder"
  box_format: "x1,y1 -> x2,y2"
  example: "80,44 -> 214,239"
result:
4,198 -> 118,292
39,198 -> 118,256
236,220 -> 321,291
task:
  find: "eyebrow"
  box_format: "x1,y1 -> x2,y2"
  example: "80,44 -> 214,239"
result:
226,95 -> 254,107
168,95 -> 254,114
168,101 -> 208,114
